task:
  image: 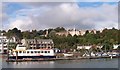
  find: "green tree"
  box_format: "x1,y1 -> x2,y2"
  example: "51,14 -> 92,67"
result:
6,28 -> 22,39
22,31 -> 31,39
8,42 -> 17,50
54,27 -> 66,32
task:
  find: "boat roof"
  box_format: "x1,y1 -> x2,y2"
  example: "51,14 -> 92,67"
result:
13,49 -> 54,51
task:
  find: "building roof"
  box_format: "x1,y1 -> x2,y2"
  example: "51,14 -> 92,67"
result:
24,39 -> 53,42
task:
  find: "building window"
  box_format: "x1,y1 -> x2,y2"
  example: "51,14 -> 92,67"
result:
29,42 -> 31,44
4,46 -> 7,48
27,51 -> 29,53
37,47 -> 40,49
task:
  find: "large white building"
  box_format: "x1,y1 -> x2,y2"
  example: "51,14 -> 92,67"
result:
0,33 -> 16,53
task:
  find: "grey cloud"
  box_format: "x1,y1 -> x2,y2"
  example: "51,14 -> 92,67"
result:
7,3 -> 118,31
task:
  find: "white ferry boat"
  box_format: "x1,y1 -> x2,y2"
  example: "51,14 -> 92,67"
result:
9,44 -> 56,59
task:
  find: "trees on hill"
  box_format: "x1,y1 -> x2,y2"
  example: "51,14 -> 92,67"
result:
6,28 -> 23,39
3,27 -> 120,50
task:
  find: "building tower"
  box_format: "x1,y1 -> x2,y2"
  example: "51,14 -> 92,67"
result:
74,25 -> 76,35
45,29 -> 48,37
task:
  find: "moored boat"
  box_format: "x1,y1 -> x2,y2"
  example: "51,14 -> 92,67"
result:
9,44 -> 56,59
63,53 -> 73,57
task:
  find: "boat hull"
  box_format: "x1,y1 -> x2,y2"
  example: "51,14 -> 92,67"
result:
9,56 -> 56,59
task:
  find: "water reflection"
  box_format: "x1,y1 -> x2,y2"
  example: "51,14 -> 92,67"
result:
1,56 -> 118,68
6,61 -> 55,68
12,61 -> 55,65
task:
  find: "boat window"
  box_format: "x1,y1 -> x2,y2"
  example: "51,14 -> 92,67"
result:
19,51 -> 22,53
35,51 -> 37,53
23,51 -> 26,53
45,51 -> 47,53
48,51 -> 50,53
38,51 -> 40,53
31,51 -> 33,53
27,51 -> 29,53
41,51 -> 43,53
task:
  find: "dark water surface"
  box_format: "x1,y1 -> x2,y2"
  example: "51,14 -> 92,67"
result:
0,55 -> 119,68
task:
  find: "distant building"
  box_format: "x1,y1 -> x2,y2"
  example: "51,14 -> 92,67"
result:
68,29 -> 81,36
79,30 -> 86,36
56,31 -> 69,36
55,28 -> 101,37
99,29 -> 103,33
88,29 -> 97,34
21,39 -> 54,49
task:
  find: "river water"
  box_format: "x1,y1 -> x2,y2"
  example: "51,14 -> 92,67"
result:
0,54 -> 119,68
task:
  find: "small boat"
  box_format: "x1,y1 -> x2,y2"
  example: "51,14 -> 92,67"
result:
9,44 -> 56,59
63,53 -> 73,57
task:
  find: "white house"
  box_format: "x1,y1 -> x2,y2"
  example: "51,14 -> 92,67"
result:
113,45 -> 119,49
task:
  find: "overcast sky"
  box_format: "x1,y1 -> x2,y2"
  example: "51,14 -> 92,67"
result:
0,0 -> 119,31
